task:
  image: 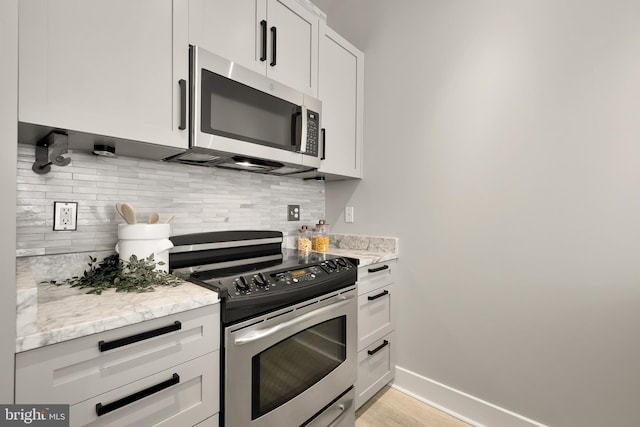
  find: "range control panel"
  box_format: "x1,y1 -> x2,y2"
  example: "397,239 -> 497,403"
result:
230,257 -> 353,296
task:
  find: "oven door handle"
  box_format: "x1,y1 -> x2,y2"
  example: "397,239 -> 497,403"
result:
234,295 -> 354,345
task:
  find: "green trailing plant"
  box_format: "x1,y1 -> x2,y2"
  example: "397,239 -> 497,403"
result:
46,254 -> 182,295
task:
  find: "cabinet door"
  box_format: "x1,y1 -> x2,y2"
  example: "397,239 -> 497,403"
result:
188,0 -> 267,75
266,0 -> 318,96
318,23 -> 364,178
188,0 -> 317,96
356,332 -> 395,409
19,0 -> 188,149
358,284 -> 393,351
70,351 -> 219,427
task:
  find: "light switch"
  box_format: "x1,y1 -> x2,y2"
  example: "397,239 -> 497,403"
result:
345,206 -> 354,223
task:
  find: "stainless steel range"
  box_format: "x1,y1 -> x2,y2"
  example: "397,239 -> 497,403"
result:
169,231 -> 357,427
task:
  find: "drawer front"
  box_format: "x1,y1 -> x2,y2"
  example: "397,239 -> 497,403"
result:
69,350 -> 219,427
356,332 -> 395,409
357,261 -> 396,295
358,284 -> 393,351
194,413 -> 219,427
16,304 -> 220,405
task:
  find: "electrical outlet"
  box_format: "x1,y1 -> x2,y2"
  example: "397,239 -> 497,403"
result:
53,201 -> 78,231
288,205 -> 300,221
345,206 -> 354,223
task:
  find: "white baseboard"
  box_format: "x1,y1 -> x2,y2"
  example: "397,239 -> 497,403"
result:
392,366 -> 549,427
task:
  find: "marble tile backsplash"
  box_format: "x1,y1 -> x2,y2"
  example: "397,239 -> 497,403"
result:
16,144 -> 325,257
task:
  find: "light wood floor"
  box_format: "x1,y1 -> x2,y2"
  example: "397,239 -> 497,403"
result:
355,386 -> 472,427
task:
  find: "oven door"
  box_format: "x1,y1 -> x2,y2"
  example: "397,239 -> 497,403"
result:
224,287 -> 357,427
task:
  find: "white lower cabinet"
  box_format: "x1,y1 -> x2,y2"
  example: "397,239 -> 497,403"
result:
69,351 -> 218,427
356,261 -> 396,409
358,284 -> 393,351
357,332 -> 395,408
15,304 -> 220,427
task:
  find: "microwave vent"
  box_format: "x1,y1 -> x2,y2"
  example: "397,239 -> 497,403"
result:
178,152 -> 222,163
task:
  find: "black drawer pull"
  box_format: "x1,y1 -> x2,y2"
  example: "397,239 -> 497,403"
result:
368,265 -> 389,274
98,321 -> 181,352
367,340 -> 389,356
95,373 -> 180,416
367,290 -> 389,301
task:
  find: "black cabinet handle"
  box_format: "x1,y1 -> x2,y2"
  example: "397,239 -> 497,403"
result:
367,290 -> 389,301
321,128 -> 326,160
178,79 -> 187,130
260,20 -> 267,62
270,26 -> 277,66
367,340 -> 389,356
368,265 -> 389,274
95,373 -> 180,416
98,321 -> 181,352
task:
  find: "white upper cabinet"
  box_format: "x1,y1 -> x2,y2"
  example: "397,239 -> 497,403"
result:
189,0 -> 318,97
266,0 -> 318,96
188,0 -> 263,74
317,22 -> 364,179
19,0 -> 189,150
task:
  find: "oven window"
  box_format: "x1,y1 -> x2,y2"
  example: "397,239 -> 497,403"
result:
251,316 -> 347,420
200,69 -> 297,150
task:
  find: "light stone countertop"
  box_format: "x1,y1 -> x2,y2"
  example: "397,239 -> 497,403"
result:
16,233 -> 397,353
16,257 -> 219,353
326,234 -> 399,267
325,247 -> 398,267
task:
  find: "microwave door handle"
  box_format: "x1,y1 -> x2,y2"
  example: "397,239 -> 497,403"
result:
299,105 -> 308,153
321,128 -> 326,160
234,295 -> 354,345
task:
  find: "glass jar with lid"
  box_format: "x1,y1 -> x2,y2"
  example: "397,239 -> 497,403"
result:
297,225 -> 312,255
313,220 -> 330,252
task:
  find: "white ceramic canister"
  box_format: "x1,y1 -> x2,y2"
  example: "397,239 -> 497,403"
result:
115,224 -> 173,272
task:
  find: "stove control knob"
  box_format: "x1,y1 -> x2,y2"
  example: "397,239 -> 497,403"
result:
236,276 -> 250,291
336,258 -> 348,267
326,259 -> 337,270
255,273 -> 268,287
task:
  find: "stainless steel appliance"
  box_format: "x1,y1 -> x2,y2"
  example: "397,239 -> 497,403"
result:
169,231 -> 357,427
165,47 -> 322,175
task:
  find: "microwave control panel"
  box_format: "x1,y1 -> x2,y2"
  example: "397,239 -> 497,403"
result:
302,110 -> 319,156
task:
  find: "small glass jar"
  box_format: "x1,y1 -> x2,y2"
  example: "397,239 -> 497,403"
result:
297,225 -> 313,255
313,220 -> 330,252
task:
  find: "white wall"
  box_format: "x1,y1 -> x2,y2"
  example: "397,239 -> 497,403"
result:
320,1 -> 640,426
0,0 -> 18,404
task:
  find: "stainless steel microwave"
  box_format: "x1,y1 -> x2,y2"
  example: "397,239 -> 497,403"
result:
165,46 -> 322,175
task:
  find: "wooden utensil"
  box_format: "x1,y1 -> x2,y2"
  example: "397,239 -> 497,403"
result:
164,214 -> 175,224
148,213 -> 159,224
115,202 -> 126,221
121,203 -> 137,224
